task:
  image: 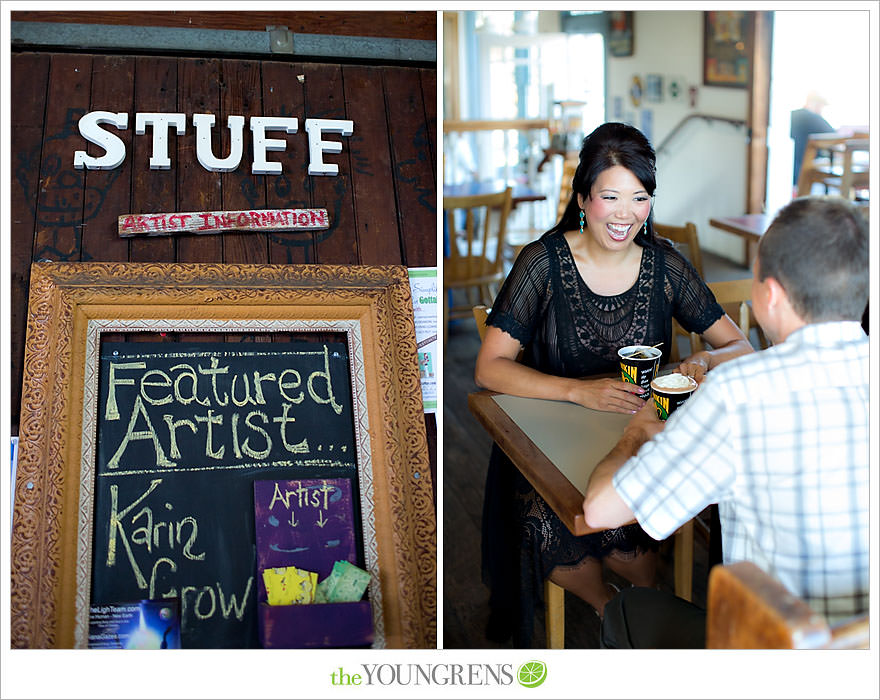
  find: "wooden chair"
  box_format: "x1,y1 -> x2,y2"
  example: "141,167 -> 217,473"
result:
505,158 -> 579,262
655,221 -> 704,279
690,278 -> 769,354
837,138 -> 870,201
707,561 -> 868,649
443,188 -> 513,345
473,304 -> 491,340
555,158 -> 579,220
796,132 -> 870,199
655,221 -> 704,363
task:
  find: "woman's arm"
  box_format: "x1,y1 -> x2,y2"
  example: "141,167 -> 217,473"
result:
474,325 -> 648,413
677,313 -> 754,382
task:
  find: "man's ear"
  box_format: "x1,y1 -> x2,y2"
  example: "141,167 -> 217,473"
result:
764,276 -> 791,316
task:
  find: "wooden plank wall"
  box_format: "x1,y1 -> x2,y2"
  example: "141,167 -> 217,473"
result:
9,51 -> 437,484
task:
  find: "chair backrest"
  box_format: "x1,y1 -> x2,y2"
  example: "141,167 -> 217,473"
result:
654,221 -> 705,278
556,158 -> 579,220
473,304 -> 490,341
656,221 -> 704,362
707,278 -> 753,335
443,188 -> 513,286
706,561 -> 868,649
689,278 -> 761,353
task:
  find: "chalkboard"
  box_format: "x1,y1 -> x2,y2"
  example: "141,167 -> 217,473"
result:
89,340 -> 362,648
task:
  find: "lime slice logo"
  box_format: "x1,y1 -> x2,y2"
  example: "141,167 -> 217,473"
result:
517,660 -> 547,688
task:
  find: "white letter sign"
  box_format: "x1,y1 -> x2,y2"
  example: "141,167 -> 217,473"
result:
193,114 -> 245,172
305,119 -> 355,176
135,113 -> 187,170
72,111 -> 354,175
250,117 -> 299,175
73,111 -> 129,170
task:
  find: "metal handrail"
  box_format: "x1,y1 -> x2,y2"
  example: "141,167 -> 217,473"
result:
656,113 -> 747,155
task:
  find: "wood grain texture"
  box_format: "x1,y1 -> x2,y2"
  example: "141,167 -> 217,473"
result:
10,53 -> 50,433
707,561 -> 830,649
177,57 -> 223,263
81,54 -> 135,264
387,67 -> 436,267
131,55 -> 178,264
34,53 -> 93,263
261,60 -> 314,265
220,59 -> 268,265
305,62 -> 358,265
344,66 -> 401,266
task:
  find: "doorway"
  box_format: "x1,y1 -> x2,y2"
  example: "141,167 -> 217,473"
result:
765,10 -> 871,215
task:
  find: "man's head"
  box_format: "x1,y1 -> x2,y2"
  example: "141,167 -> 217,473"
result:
752,196 -> 868,344
804,90 -> 829,115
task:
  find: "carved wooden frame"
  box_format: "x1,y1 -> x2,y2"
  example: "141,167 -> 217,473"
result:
11,262 -> 436,649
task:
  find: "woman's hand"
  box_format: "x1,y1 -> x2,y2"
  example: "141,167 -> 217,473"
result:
678,351 -> 711,383
569,378 -> 648,414
680,314 -> 754,382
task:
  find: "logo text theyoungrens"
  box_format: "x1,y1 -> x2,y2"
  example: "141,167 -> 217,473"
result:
330,664 -> 515,686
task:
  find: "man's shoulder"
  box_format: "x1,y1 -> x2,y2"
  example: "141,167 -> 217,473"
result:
705,343 -> 785,384
705,325 -> 868,397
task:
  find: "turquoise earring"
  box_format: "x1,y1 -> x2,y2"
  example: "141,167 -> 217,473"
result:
579,210 -> 585,234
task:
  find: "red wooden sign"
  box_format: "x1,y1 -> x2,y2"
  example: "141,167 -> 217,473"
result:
118,208 -> 330,237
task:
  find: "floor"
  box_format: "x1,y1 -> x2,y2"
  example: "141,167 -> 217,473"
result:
441,249 -> 753,649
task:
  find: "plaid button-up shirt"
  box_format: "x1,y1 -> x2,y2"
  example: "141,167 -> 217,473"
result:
614,321 -> 869,623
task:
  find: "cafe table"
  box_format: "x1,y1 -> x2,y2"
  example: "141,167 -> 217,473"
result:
468,382 -> 696,648
443,179 -> 546,210
708,213 -> 773,267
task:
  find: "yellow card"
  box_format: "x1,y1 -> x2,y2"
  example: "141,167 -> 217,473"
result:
262,566 -> 318,605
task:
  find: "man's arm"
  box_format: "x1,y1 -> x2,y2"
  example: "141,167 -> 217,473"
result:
583,402 -> 665,529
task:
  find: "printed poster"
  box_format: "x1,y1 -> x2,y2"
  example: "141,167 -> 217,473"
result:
408,267 -> 438,413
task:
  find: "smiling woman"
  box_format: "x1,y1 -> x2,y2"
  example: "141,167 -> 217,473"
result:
577,165 -> 652,252
473,121 -> 753,646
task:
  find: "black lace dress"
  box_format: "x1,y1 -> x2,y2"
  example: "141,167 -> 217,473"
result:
481,231 -> 724,646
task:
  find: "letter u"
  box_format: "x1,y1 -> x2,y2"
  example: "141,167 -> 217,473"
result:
193,114 -> 245,172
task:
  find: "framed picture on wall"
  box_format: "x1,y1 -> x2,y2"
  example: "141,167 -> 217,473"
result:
608,11 -> 634,57
703,10 -> 752,88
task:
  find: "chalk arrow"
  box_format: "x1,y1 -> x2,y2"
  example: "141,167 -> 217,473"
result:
289,511 -> 299,527
316,512 -> 328,528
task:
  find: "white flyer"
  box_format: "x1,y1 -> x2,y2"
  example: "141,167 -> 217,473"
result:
408,267 -> 438,413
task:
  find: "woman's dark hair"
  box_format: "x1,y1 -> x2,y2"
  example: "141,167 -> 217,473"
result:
548,122 -> 660,246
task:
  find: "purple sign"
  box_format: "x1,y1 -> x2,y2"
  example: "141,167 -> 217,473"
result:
253,479 -> 356,602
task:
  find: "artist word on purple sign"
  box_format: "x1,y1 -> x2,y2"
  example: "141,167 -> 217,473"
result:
253,479 -> 356,588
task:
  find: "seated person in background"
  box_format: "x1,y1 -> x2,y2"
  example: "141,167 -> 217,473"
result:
790,90 -> 834,192
582,195 -> 869,648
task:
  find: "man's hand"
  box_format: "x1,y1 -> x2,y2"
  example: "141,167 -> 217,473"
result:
623,400 -> 666,444
582,402 -> 666,530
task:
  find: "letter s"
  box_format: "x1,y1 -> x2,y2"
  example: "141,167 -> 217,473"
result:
73,111 -> 128,170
